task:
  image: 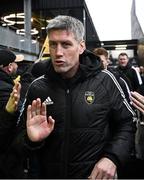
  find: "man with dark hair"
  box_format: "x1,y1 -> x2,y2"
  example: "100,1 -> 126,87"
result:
93,48 -> 133,103
116,52 -> 142,91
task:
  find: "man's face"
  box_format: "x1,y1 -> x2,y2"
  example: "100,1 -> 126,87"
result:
49,29 -> 85,78
118,55 -> 129,67
99,55 -> 109,69
8,62 -> 18,76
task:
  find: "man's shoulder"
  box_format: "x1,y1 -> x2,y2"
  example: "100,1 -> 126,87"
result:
31,75 -> 45,84
100,69 -> 116,79
28,75 -> 46,91
99,69 -> 123,89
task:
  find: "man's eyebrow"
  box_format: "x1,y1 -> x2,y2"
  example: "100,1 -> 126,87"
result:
49,40 -> 72,43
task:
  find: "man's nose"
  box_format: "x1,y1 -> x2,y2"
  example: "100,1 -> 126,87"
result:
55,44 -> 63,56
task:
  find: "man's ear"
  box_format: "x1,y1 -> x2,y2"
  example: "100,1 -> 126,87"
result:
7,63 -> 13,73
79,40 -> 86,55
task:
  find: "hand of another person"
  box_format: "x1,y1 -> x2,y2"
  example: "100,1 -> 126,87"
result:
13,75 -> 21,85
27,98 -> 55,142
131,91 -> 144,114
88,157 -> 117,179
5,82 -> 21,113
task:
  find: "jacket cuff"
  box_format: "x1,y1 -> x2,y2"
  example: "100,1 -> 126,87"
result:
24,133 -> 45,150
103,153 -> 120,168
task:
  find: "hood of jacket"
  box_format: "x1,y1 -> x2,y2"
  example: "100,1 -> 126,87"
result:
79,49 -> 102,77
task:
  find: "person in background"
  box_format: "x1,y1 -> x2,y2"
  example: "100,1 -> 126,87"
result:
11,15 -> 135,179
93,47 -> 110,69
128,41 -> 144,178
129,90 -> 144,179
134,41 -> 144,96
93,47 -> 132,103
0,49 -> 24,113
131,43 -> 144,162
0,49 -> 23,178
116,52 -> 143,91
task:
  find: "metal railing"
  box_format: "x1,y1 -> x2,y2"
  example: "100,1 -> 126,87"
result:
0,25 -> 39,55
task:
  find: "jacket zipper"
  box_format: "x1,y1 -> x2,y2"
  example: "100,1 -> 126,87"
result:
62,88 -> 71,178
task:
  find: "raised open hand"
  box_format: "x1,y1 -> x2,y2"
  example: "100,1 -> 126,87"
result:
6,82 -> 21,113
27,98 -> 55,142
131,91 -> 144,114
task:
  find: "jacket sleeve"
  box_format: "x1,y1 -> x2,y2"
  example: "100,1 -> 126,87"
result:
0,109 -> 19,152
102,70 -> 136,167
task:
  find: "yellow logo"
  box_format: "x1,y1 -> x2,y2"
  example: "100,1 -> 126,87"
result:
85,91 -> 95,104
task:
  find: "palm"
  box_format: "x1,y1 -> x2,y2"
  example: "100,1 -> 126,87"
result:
27,98 -> 55,142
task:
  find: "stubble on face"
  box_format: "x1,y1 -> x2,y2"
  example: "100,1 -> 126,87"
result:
49,30 -> 84,78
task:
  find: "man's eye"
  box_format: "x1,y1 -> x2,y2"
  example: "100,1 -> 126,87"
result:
49,43 -> 57,48
62,43 -> 71,48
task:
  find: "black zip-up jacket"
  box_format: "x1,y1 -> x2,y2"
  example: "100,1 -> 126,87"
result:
0,69 -> 14,107
5,50 -> 135,178
0,69 -> 20,178
116,63 -> 142,91
0,69 -> 18,149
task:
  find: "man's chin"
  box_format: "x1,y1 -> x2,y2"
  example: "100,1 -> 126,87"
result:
54,67 -> 66,73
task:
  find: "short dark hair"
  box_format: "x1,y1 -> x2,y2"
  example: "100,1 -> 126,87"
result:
118,52 -> 128,59
93,47 -> 108,58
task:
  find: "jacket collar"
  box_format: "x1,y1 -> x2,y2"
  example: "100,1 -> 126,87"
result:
0,68 -> 14,85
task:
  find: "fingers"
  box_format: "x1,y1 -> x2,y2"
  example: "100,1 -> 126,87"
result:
88,158 -> 116,180
131,101 -> 144,114
27,98 -> 54,126
15,82 -> 21,95
131,91 -> 144,113
131,91 -> 144,103
131,96 -> 144,107
27,104 -> 32,123
11,82 -> 21,102
41,102 -> 46,116
13,75 -> 21,85
48,116 -> 55,130
27,99 -> 40,125
12,82 -> 21,94
28,98 -> 47,118
31,98 -> 41,117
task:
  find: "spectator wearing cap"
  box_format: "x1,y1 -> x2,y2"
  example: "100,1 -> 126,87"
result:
0,49 -> 24,178
0,49 -> 23,107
